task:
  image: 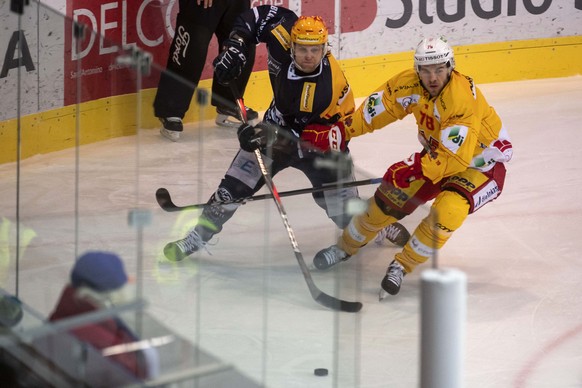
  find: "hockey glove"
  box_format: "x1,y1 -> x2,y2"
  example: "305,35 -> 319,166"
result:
237,123 -> 278,152
482,138 -> 513,164
213,37 -> 248,86
300,122 -> 347,152
385,153 -> 423,189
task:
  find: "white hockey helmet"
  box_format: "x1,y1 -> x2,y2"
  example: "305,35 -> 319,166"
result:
414,36 -> 455,72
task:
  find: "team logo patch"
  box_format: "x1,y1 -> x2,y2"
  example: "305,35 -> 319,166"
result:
397,94 -> 421,111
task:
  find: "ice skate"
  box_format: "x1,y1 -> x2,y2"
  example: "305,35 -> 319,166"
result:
164,229 -> 207,262
313,245 -> 350,270
374,222 -> 410,247
216,106 -> 259,128
159,117 -> 183,142
380,260 -> 406,295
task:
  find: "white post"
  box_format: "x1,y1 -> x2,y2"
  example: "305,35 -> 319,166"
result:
420,268 -> 466,388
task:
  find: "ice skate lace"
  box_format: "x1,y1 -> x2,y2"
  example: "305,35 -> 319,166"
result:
176,230 -> 211,255
386,261 -> 404,287
322,246 -> 347,266
375,223 -> 402,244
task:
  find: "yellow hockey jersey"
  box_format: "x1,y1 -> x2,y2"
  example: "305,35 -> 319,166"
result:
344,68 -> 510,183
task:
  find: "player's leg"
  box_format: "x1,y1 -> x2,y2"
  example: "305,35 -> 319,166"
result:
296,154 -> 358,229
154,3 -> 221,139
164,150 -> 272,261
381,163 -> 507,295
381,189 -> 470,294
313,178 -> 437,270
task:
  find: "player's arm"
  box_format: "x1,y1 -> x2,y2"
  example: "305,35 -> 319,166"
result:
300,74 -> 410,152
343,77 -> 408,140
214,6 -> 297,84
232,5 -> 297,44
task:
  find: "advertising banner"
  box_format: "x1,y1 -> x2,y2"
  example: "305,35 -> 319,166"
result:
1,0 -> 581,119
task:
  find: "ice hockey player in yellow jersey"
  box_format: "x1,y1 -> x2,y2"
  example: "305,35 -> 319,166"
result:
307,36 -> 513,296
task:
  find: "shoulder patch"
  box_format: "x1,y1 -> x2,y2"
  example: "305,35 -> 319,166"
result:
363,92 -> 385,123
397,94 -> 421,111
441,125 -> 468,153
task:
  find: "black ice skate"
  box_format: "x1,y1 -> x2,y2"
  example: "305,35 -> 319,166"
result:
381,260 -> 406,295
374,222 -> 411,247
159,117 -> 183,142
313,245 -> 351,270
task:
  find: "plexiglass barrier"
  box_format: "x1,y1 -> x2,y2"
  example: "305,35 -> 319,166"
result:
0,1 -> 438,386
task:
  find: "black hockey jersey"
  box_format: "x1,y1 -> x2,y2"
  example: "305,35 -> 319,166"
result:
232,5 -> 355,135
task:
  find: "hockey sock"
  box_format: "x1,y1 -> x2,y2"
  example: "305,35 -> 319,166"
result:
395,190 -> 470,273
339,198 -> 399,256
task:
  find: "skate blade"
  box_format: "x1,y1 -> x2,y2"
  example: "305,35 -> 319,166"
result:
378,289 -> 388,301
216,114 -> 259,128
215,114 -> 242,128
160,128 -> 180,142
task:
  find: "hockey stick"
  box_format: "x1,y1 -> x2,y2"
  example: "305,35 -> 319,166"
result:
232,87 -> 362,313
156,177 -> 382,212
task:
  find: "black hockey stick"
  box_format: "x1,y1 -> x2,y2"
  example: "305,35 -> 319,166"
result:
156,177 -> 382,212
232,88 -> 362,313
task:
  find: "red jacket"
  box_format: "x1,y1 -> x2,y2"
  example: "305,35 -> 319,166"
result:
49,285 -> 148,379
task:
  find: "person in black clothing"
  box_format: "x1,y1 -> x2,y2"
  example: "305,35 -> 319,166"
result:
154,0 -> 258,141
162,5 -> 410,261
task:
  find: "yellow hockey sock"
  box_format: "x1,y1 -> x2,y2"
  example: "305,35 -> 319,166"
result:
395,190 -> 469,273
339,198 -> 398,256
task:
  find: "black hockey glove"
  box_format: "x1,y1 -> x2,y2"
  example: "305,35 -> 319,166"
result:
213,37 -> 248,86
237,123 -> 278,152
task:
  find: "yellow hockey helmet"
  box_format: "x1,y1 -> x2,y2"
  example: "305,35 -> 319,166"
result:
291,16 -> 328,46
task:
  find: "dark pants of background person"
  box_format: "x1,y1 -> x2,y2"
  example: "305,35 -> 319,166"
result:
153,0 -> 256,119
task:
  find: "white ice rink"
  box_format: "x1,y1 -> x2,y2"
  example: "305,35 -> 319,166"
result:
1,76 -> 582,387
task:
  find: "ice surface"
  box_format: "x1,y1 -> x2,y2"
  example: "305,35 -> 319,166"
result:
1,76 -> 581,387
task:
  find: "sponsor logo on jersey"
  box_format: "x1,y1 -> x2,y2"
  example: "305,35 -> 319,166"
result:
267,54 -> 282,77
363,92 -> 385,123
464,75 -> 477,99
338,84 -> 350,105
271,24 -> 291,50
394,83 -> 420,92
439,94 -> 447,111
433,102 -> 441,122
441,125 -> 467,153
300,82 -> 316,112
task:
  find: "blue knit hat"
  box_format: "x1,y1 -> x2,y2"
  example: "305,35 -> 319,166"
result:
71,251 -> 128,292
